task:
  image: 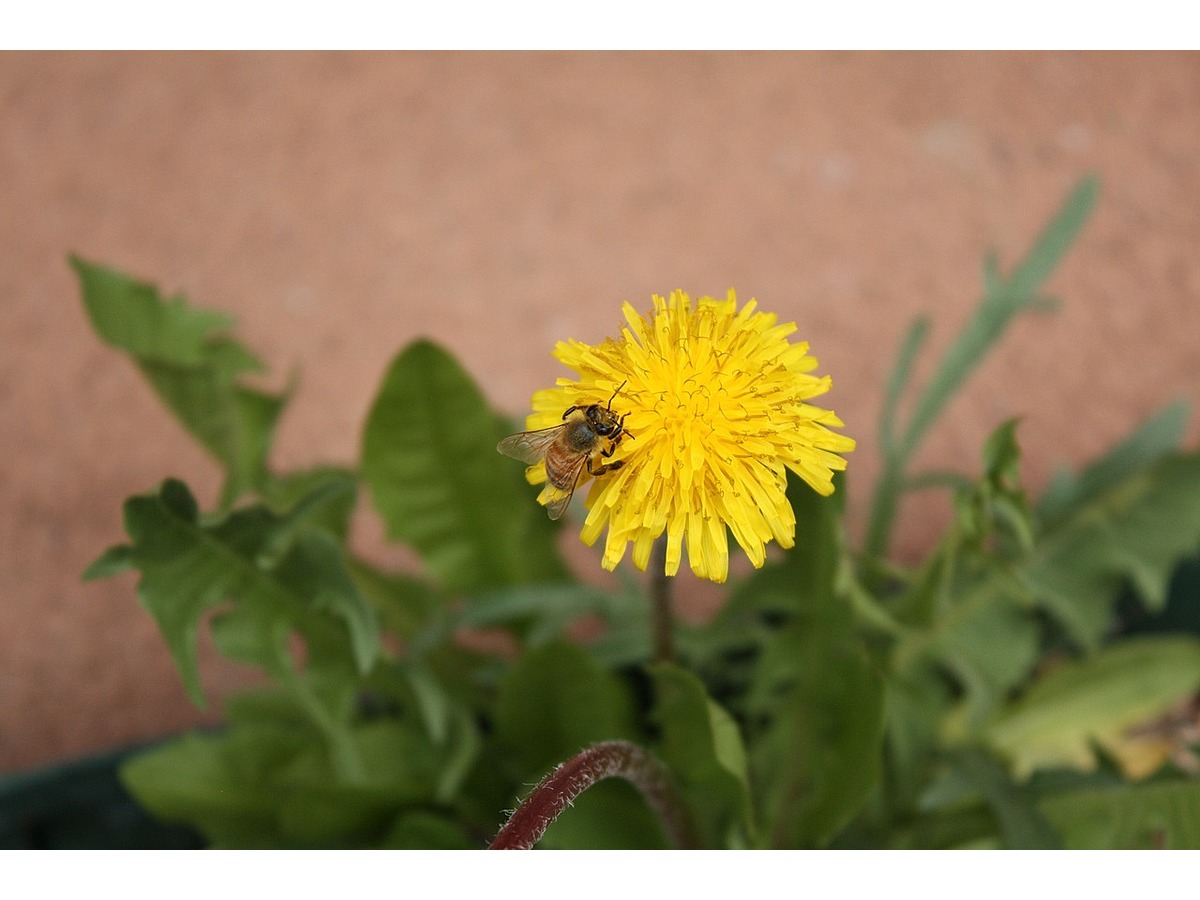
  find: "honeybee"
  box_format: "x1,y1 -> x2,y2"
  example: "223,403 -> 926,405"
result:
497,382 -> 632,520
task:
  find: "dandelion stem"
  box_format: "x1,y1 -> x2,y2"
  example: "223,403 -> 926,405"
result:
488,740 -> 697,849
650,538 -> 674,663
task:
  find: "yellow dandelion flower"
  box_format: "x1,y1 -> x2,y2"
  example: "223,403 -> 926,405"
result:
507,289 -> 855,584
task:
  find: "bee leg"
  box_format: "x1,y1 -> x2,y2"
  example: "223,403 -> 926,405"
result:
562,405 -> 580,420
588,457 -> 625,477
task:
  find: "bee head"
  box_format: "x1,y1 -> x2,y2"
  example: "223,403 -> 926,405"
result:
586,402 -> 621,435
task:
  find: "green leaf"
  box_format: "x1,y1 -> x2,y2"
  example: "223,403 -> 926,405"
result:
1038,400 -> 1191,528
926,582 -> 1042,731
705,470 -> 882,847
865,176 -> 1098,560
262,466 -> 359,543
650,663 -> 754,848
72,257 -> 288,506
749,617 -> 885,848
720,471 -> 845,623
537,778 -> 671,849
1022,453 -> 1200,649
361,339 -> 566,593
378,811 -> 476,849
91,479 -> 379,709
276,717 -> 473,836
82,544 -> 135,580
984,636 -> 1200,779
347,560 -> 443,642
744,542 -> 886,851
458,582 -> 645,649
878,316 -> 929,457
882,666 -> 955,815
73,256 -> 236,365
934,751 -> 1061,849
494,641 -> 639,779
120,727 -> 306,848
899,176 -> 1098,460
1040,779 -> 1200,849
958,418 -> 1034,552
122,716 -> 473,848
892,423 -> 1041,728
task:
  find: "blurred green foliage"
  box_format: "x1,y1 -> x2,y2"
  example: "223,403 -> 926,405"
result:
75,178 -> 1200,848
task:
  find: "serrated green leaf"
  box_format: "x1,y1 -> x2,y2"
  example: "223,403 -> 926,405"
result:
73,256 -> 237,365
122,716 -> 471,848
985,636 -> 1200,779
82,544 -> 135,579
99,479 -> 379,709
361,339 -> 566,593
494,641 -> 639,779
72,257 -> 288,506
1023,453 -> 1200,649
1040,779 -> 1200,849
650,663 -> 754,848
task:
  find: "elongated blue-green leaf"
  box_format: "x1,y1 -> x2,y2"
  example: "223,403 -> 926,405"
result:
878,316 -> 929,456
361,340 -> 566,593
898,177 -> 1098,461
865,177 -> 1098,560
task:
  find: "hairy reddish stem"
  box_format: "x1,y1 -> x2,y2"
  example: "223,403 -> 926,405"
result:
488,740 -> 697,849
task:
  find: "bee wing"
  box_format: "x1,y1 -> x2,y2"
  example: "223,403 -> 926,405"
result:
496,425 -> 564,465
541,454 -> 589,520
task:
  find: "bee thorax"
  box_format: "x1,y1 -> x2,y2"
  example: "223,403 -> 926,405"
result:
564,419 -> 599,451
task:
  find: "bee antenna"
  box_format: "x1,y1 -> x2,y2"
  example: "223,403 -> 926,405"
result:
608,380 -> 627,409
